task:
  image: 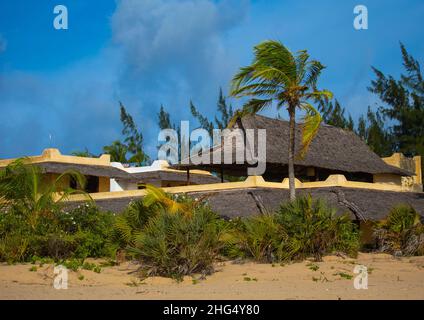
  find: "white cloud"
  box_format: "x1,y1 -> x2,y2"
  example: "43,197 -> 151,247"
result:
0,0 -> 249,158
111,0 -> 248,103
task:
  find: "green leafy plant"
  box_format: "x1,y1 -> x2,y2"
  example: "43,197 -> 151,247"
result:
0,161 -> 115,263
111,185 -> 228,280
307,262 -> 319,271
111,186 -> 200,258
129,206 -> 226,280
333,272 -> 353,280
225,214 -> 286,263
275,195 -> 359,261
373,204 -> 424,256
224,196 -> 358,263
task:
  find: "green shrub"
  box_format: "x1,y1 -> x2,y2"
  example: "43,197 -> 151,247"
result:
0,204 -> 115,263
110,199 -> 158,251
373,204 -> 424,256
225,214 -> 286,263
223,196 -> 359,263
128,204 -> 226,280
275,195 -> 359,261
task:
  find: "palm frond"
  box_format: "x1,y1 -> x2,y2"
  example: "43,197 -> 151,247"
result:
227,99 -> 273,128
142,185 -> 188,214
298,102 -> 322,159
303,60 -> 326,88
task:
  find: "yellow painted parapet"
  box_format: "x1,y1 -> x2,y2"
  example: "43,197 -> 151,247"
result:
0,148 -> 111,167
413,155 -> 422,185
380,152 -> 422,191
66,173 -> 415,203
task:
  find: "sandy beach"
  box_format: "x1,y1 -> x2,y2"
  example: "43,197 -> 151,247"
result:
0,253 -> 423,300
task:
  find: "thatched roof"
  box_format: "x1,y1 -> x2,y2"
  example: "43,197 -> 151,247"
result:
74,187 -> 424,221
36,162 -> 130,179
174,114 -> 411,176
190,187 -> 424,221
119,170 -> 221,185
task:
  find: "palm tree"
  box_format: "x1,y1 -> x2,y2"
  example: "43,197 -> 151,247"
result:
230,40 -> 332,200
0,159 -> 87,229
103,140 -> 129,163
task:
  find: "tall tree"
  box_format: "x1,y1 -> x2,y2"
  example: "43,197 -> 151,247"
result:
190,88 -> 234,134
157,105 -> 181,161
355,107 -> 393,157
158,104 -> 174,130
318,98 -> 354,130
103,102 -> 149,165
230,40 -> 332,200
119,102 -> 148,165
368,43 -> 424,159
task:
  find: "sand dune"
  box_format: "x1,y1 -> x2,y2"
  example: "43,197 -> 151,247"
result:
1,253 -> 423,300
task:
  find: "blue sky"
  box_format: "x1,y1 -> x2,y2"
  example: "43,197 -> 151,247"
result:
0,0 -> 423,159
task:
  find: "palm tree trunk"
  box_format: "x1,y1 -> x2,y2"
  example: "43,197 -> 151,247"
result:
288,105 -> 296,201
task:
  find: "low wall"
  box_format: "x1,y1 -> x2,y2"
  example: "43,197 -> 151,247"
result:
67,174 -> 419,203
0,148 -> 111,167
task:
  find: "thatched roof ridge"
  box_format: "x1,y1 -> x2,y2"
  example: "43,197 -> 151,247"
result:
36,162 -> 130,179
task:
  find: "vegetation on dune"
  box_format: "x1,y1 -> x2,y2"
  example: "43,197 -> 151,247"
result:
0,159 -> 86,224
225,213 -> 286,263
111,186 -> 227,280
129,206 -> 226,280
0,160 -> 114,263
275,196 -> 359,261
225,195 -> 359,263
373,204 -> 424,256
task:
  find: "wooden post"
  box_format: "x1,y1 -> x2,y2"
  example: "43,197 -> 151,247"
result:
220,166 -> 224,183
186,168 -> 190,185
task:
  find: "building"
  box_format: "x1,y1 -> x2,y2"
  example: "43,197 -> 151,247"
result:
0,148 -> 129,193
0,114 -> 422,224
0,148 -> 220,193
174,114 -> 421,190
110,160 -> 220,191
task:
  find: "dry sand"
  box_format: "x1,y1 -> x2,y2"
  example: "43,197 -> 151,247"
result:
0,253 -> 423,300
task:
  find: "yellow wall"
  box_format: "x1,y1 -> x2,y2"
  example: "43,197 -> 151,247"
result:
67,173 -> 417,203
98,177 -> 110,193
413,155 -> 422,184
42,173 -> 70,191
380,153 -> 422,191
373,174 -> 402,186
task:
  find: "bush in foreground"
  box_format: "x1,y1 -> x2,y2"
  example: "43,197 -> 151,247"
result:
226,196 -> 360,263
129,205 -> 226,280
0,203 -> 115,263
373,204 -> 424,256
111,187 -> 227,279
224,214 -> 286,263
276,195 -> 360,261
